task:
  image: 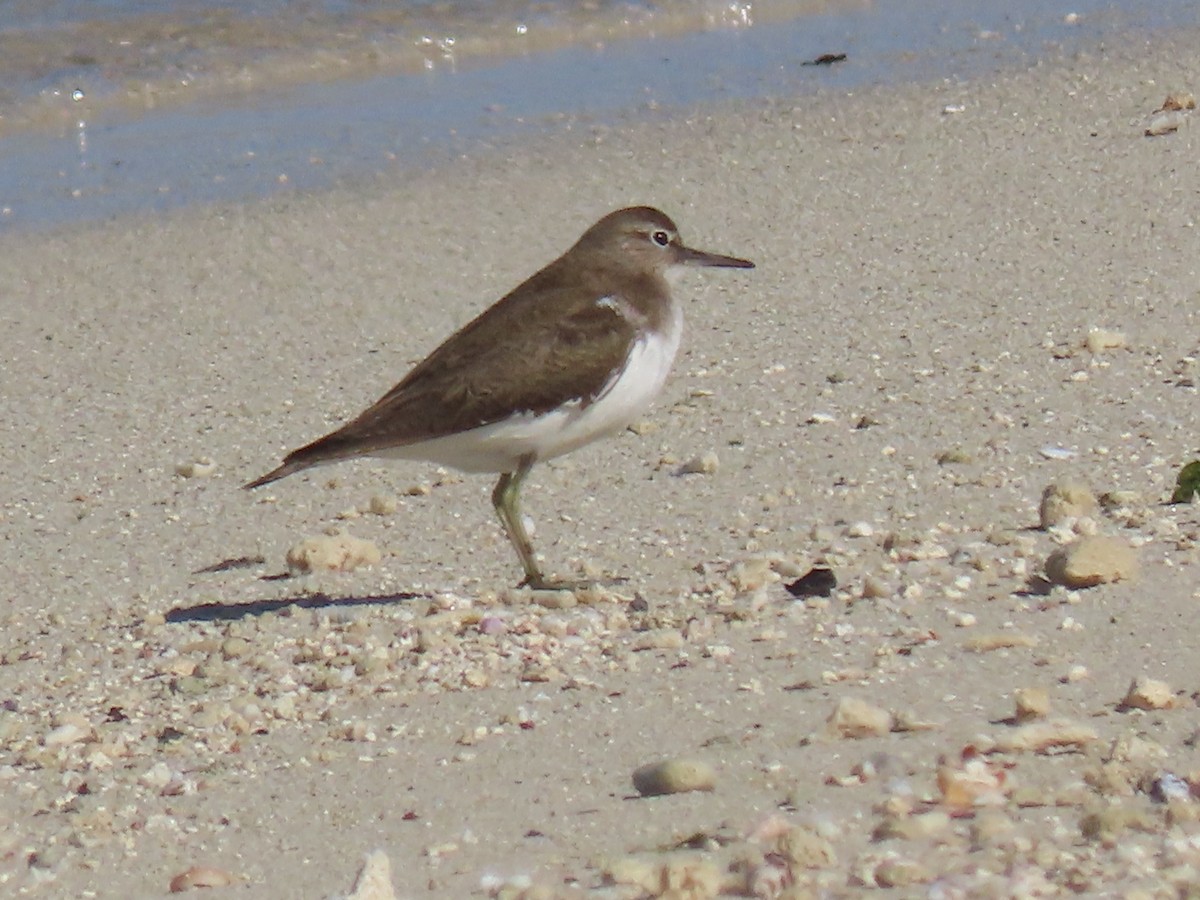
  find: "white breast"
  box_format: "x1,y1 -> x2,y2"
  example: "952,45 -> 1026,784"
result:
377,302 -> 684,474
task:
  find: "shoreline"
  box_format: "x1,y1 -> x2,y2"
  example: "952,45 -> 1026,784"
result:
2,24 -> 1200,898
4,0 -> 1198,233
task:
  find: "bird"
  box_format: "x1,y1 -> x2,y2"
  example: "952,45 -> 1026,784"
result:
245,206 -> 754,588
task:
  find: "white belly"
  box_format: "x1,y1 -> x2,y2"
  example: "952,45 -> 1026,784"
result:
375,313 -> 683,474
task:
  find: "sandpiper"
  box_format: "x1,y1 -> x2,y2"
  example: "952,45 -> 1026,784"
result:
246,206 -> 754,588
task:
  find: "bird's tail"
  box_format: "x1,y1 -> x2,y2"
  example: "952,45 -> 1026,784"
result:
243,459 -> 310,490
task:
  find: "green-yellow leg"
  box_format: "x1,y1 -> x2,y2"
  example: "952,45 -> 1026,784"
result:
491,455 -> 626,590
491,456 -> 551,589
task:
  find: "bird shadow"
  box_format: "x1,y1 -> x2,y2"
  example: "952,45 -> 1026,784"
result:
164,590 -> 425,624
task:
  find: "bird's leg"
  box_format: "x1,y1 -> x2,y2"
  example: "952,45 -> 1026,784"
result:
491,455 -> 550,589
492,455 -> 627,591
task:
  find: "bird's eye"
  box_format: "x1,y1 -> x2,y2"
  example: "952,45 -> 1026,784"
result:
651,229 -> 671,247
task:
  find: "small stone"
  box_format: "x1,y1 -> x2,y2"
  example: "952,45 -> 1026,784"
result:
936,447 -> 974,465
964,632 -> 1038,652
286,533 -> 381,573
221,637 -> 252,660
1063,664 -> 1089,683
875,809 -> 951,841
529,589 -> 577,609
970,809 -> 1016,847
631,758 -> 716,797
604,853 -> 721,895
367,494 -> 398,515
826,697 -> 892,738
677,451 -> 719,476
1080,804 -> 1157,843
1045,536 -> 1137,588
1146,109 -> 1188,136
273,696 -> 297,719
774,823 -> 837,869
861,575 -> 892,599
175,457 -> 216,478
169,866 -> 237,892
1121,676 -> 1176,710
341,850 -> 397,900
785,567 -> 837,598
44,722 -> 90,746
728,557 -> 774,592
140,762 -> 174,790
995,719 -> 1098,753
1014,687 -> 1051,721
1039,480 -> 1098,529
632,630 -> 683,651
1160,91 -> 1197,111
1085,329 -> 1127,353
937,751 -> 1009,809
873,857 -> 930,888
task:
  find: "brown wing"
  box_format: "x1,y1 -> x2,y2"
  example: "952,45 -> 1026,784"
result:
248,274 -> 640,485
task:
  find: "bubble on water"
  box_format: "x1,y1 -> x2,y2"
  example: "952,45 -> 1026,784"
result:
72,89 -> 85,102
515,23 -> 528,35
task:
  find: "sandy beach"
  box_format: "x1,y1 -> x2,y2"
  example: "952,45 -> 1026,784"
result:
3,23 -> 1200,898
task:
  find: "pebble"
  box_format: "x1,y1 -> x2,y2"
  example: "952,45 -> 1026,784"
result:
1146,109 -> 1188,136
936,447 -> 974,465
964,632 -> 1037,652
221,636 -> 252,660
772,822 -> 837,869
677,450 -> 719,475
875,809 -> 951,841
337,850 -> 396,900
529,589 -> 577,609
1014,687 -> 1051,721
970,809 -> 1016,847
631,758 -> 717,797
937,750 -> 1009,810
861,575 -> 892,599
995,719 -> 1098,753
44,722 -> 90,746
1080,805 -> 1157,843
174,457 -> 216,478
784,567 -> 837,598
727,557 -> 774,592
367,494 -> 399,515
168,866 -> 236,892
1085,328 -> 1127,353
1044,536 -> 1138,588
873,856 -> 930,888
1039,480 -> 1098,529
604,853 -> 721,895
140,761 -> 174,790
1160,90 -> 1197,111
826,697 -> 892,739
1062,664 -> 1089,683
286,533 -> 382,573
1121,676 -> 1176,711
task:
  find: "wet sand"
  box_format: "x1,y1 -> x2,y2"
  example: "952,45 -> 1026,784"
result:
2,24 -> 1200,898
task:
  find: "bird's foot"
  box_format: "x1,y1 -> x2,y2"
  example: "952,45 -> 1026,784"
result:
521,574 -> 628,593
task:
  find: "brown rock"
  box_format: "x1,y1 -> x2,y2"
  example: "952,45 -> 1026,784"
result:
1038,480 -> 1098,529
286,533 -> 381,573
1044,536 -> 1137,588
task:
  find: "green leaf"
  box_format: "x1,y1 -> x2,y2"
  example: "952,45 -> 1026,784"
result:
1170,460 -> 1200,504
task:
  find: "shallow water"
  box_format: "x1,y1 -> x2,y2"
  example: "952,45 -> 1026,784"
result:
1,0 -> 1196,230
